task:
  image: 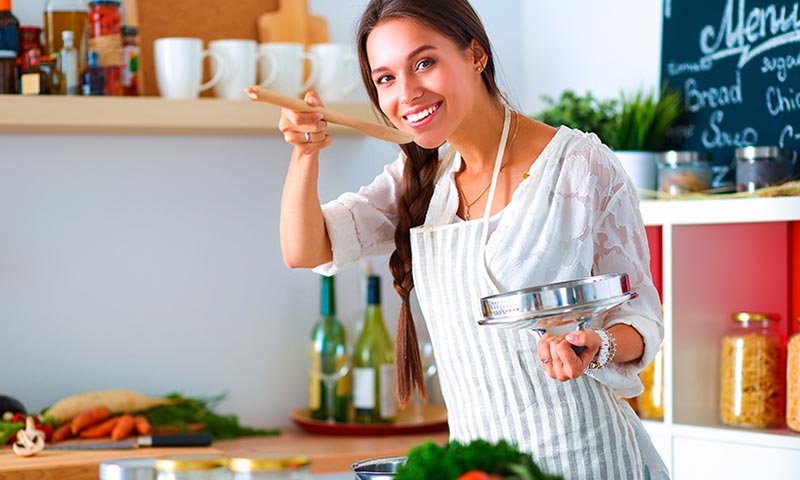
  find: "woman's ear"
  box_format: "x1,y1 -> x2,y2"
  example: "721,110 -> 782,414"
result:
469,39 -> 488,71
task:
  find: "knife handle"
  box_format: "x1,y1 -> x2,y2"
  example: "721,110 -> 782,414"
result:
148,433 -> 212,448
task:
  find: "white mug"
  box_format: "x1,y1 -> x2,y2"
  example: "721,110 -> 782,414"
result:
209,39 -> 272,100
309,43 -> 360,102
257,42 -> 317,98
154,37 -> 224,99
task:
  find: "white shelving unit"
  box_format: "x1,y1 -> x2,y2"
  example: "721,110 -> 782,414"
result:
639,196 -> 800,479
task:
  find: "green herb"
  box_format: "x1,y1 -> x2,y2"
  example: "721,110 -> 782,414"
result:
139,393 -> 280,440
606,84 -> 684,151
533,90 -> 619,144
395,439 -> 563,480
0,421 -> 23,445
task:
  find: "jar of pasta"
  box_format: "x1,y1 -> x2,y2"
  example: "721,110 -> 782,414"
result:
787,324 -> 800,433
719,312 -> 785,428
639,346 -> 664,420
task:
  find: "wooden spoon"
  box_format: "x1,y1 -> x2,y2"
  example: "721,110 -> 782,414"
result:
245,85 -> 415,144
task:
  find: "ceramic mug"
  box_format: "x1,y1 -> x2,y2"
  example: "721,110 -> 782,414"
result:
209,39 -> 277,100
257,42 -> 317,98
309,43 -> 360,102
154,37 -> 224,99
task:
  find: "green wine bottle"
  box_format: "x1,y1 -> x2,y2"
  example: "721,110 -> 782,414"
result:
309,274 -> 351,422
352,274 -> 397,423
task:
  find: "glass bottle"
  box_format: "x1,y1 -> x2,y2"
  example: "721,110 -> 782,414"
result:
40,54 -> 64,94
44,0 -> 88,70
0,49 -> 17,93
18,26 -> 42,74
309,274 -> 351,423
60,30 -> 78,95
228,455 -> 312,480
154,454 -> 229,480
87,0 -> 122,95
0,0 -> 19,54
352,274 -> 397,424
719,312 -> 785,428
787,322 -> 800,433
120,25 -> 138,96
638,346 -> 664,420
81,49 -> 104,95
19,49 -> 51,95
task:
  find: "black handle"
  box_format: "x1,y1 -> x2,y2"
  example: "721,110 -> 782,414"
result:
150,433 -> 213,448
571,345 -> 586,355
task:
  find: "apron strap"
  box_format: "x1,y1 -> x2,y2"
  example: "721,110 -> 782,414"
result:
478,106 -> 512,292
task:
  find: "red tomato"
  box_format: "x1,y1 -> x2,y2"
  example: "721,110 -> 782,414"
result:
457,471 -> 498,480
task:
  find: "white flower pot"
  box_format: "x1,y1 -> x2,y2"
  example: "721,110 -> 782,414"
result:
614,150 -> 658,199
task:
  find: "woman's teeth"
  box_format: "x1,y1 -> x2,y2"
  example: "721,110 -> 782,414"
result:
406,104 -> 438,123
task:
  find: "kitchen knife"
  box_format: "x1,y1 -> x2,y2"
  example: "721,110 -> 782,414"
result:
46,433 -> 212,450
244,85 -> 416,144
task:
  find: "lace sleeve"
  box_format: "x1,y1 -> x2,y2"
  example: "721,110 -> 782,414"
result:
312,153 -> 405,276
586,146 -> 665,397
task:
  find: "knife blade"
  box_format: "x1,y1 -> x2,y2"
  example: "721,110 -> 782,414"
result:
46,433 -> 213,450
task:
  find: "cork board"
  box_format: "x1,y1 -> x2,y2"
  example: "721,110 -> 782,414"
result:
124,0 -> 279,96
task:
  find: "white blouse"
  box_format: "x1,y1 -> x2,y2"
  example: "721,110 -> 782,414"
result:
314,126 -> 664,397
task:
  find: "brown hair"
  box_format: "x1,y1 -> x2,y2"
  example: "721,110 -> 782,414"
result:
356,0 -> 503,406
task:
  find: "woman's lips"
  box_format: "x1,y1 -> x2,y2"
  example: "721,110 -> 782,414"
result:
403,102 -> 442,128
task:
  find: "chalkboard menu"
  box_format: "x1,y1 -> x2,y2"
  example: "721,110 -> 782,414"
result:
661,0 -> 800,186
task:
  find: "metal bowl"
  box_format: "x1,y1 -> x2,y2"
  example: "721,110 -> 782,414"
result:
351,456 -> 406,480
478,273 -> 637,330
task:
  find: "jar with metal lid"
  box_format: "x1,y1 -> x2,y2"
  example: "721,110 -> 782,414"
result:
787,321 -> 800,433
228,455 -> 311,480
100,457 -> 156,480
87,0 -> 122,95
656,150 -> 713,196
719,312 -> 785,428
735,146 -> 794,192
638,345 -> 664,420
155,454 -> 229,480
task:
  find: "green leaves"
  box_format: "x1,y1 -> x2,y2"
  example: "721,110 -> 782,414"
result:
395,439 -> 564,480
533,85 -> 684,152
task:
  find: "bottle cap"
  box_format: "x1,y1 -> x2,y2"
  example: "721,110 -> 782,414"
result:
367,275 -> 381,305
0,0 -> 11,11
62,30 -> 74,45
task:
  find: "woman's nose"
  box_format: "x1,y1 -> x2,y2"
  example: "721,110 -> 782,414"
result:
400,75 -> 423,104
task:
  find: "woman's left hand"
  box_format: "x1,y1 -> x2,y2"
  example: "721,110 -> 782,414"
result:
537,329 -> 602,381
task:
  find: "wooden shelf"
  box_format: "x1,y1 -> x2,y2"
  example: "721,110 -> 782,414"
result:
0,95 -> 380,136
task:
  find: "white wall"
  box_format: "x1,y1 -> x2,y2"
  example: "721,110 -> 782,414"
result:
2,1 -> 659,428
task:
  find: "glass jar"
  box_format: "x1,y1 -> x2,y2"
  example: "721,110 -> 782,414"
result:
228,455 -> 311,480
43,0 -> 88,69
656,150 -> 713,196
638,346 -> 664,420
100,457 -> 156,480
0,49 -> 17,94
87,0 -> 122,95
787,325 -> 800,433
155,454 -> 229,480
719,312 -> 785,428
735,146 -> 794,192
18,25 -> 43,73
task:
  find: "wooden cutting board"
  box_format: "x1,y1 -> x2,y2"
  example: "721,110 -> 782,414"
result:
256,0 -> 330,46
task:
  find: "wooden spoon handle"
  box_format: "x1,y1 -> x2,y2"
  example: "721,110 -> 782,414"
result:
245,86 -> 415,144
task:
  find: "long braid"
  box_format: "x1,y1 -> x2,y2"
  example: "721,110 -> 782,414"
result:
390,143 -> 438,406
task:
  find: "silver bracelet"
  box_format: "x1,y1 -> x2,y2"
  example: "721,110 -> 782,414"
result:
587,329 -> 617,370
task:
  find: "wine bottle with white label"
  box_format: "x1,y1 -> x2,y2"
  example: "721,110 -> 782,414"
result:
352,274 -> 397,424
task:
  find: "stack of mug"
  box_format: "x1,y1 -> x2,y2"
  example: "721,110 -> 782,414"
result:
154,37 -> 360,102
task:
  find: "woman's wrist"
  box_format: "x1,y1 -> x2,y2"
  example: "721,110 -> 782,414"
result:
587,329 -> 617,370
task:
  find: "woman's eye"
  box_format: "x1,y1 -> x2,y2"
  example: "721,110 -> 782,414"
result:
416,58 -> 434,71
375,74 -> 393,85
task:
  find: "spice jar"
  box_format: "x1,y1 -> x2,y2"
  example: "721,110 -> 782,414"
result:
656,150 -> 713,196
87,0 -> 122,95
638,346 -> 664,420
155,454 -> 229,480
228,455 -> 311,480
787,322 -> 800,433
719,312 -> 785,428
735,146 -> 793,192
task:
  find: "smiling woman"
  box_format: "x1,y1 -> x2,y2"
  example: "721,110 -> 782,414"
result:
274,1 -> 666,479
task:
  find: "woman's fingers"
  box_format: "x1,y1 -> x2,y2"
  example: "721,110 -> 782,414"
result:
538,332 -> 598,381
278,90 -> 331,149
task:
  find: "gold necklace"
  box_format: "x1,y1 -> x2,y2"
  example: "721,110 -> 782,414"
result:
457,111 -> 519,221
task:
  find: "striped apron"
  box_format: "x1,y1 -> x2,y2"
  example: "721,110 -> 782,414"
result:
409,108 -> 646,479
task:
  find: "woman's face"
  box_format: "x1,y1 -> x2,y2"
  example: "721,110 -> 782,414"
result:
366,18 -> 484,149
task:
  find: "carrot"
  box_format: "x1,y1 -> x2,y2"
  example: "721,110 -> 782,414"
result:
45,390 -> 170,424
133,415 -> 151,435
79,416 -> 118,438
111,414 -> 134,441
71,406 -> 112,435
51,422 -> 74,442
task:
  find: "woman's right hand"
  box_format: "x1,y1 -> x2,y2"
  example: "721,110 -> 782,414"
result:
278,91 -> 333,153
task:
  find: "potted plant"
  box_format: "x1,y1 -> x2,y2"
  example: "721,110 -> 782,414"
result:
605,85 -> 684,198
533,90 -> 618,145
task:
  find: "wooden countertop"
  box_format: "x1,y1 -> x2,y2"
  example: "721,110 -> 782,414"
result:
0,427 -> 449,479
